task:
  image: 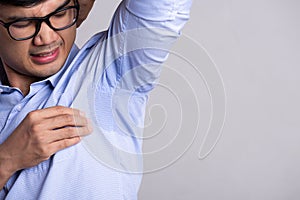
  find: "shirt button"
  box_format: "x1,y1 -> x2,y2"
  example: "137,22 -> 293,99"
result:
16,104 -> 22,111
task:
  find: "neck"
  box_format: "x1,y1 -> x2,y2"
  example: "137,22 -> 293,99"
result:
1,62 -> 39,96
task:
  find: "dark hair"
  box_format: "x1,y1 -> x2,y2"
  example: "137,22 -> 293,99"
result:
0,0 -> 46,7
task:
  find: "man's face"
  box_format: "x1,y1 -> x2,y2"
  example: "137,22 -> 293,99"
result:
0,0 -> 77,83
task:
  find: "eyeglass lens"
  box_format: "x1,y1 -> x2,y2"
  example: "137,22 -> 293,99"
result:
8,7 -> 77,40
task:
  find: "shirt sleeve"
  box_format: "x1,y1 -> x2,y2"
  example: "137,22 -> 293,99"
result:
96,0 -> 193,94
125,0 -> 192,31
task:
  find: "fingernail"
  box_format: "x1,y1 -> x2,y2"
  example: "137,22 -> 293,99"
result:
87,119 -> 93,132
80,111 -> 86,117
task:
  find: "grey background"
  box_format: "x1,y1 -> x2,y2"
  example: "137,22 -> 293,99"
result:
76,0 -> 300,199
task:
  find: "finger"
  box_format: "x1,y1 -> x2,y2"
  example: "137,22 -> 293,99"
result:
48,137 -> 81,155
29,106 -> 83,121
48,125 -> 92,143
40,113 -> 89,130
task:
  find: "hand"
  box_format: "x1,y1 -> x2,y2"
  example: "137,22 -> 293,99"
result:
76,0 -> 95,27
0,106 -> 92,186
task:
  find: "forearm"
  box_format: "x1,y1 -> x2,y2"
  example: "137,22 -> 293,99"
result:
76,0 -> 96,27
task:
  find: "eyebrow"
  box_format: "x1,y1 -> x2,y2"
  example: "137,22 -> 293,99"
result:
5,0 -> 71,22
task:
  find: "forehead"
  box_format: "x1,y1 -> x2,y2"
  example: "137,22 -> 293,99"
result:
0,0 -> 70,21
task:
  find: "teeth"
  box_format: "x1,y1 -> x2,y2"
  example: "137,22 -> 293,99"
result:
32,48 -> 57,57
37,51 -> 54,57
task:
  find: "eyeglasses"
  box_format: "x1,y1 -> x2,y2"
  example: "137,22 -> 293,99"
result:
0,2 -> 79,41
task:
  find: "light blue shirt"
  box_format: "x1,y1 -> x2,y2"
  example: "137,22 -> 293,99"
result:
0,0 -> 192,199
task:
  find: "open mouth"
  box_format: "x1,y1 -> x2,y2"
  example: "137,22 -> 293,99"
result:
33,51 -> 56,57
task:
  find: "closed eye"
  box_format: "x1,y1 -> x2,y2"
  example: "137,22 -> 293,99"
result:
52,10 -> 68,18
11,20 -> 34,29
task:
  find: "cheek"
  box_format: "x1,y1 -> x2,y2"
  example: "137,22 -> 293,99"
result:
0,38 -> 30,66
61,27 -> 76,49
0,32 -> 9,59
0,27 -> 10,41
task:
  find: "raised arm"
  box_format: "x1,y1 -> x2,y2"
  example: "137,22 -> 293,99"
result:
91,0 -> 193,92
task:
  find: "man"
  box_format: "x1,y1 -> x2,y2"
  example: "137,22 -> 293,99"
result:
0,0 -> 192,199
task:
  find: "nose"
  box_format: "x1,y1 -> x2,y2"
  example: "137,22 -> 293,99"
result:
33,21 -> 59,46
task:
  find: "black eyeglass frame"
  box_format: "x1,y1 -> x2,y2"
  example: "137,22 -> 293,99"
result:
0,0 -> 79,41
